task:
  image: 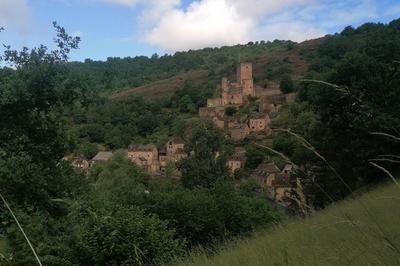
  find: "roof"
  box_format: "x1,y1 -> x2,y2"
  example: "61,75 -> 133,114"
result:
175,148 -> 187,155
254,162 -> 281,175
231,123 -> 249,130
92,152 -> 113,161
169,137 -> 185,145
283,164 -> 295,172
229,147 -> 246,161
250,112 -> 267,119
133,144 -> 157,152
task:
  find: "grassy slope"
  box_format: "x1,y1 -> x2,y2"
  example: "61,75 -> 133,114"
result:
0,238 -> 6,255
180,183 -> 400,266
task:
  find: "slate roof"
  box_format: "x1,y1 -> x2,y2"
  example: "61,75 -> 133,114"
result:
171,137 -> 185,144
92,152 -> 113,161
250,112 -> 267,119
253,162 -> 281,175
134,144 -> 157,151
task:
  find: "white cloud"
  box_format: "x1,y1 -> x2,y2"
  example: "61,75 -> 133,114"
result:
145,0 -> 254,51
101,0 -> 390,51
143,0 -> 319,51
0,0 -> 30,32
102,0 -> 139,7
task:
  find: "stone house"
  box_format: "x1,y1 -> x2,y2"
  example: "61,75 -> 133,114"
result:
272,173 -> 292,203
252,162 -> 293,204
282,164 -> 296,175
229,123 -> 250,140
128,144 -> 159,173
166,137 -> 187,161
249,112 -> 271,133
253,162 -> 281,188
227,147 -> 246,174
166,137 -> 184,154
71,157 -> 90,171
128,138 -> 187,174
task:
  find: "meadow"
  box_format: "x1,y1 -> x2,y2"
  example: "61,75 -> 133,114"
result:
180,183 -> 400,266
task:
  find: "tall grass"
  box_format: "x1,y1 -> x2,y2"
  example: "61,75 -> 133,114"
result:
178,183 -> 400,265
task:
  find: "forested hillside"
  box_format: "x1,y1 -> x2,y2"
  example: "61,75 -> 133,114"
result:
67,40 -> 295,92
0,19 -> 399,265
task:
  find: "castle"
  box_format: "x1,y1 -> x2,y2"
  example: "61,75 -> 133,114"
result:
200,62 -> 278,140
207,62 -> 255,107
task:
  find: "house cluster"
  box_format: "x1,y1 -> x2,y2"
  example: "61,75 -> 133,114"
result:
225,147 -> 294,205
127,137 -> 187,174
71,137 -> 187,175
199,62 -> 290,140
252,162 -> 295,204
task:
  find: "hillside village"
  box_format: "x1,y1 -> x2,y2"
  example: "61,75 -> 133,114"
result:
3,15 -> 400,265
70,62 -> 297,206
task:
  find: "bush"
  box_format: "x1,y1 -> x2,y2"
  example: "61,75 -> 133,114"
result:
280,74 -> 295,94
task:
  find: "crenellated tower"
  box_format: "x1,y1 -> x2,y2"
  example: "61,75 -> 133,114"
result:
237,63 -> 255,97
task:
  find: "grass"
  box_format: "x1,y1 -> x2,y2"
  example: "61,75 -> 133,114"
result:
178,183 -> 400,265
0,238 -> 6,255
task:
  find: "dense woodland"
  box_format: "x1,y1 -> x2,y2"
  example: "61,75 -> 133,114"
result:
0,19 -> 399,265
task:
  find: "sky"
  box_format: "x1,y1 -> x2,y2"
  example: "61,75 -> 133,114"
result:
0,0 -> 399,62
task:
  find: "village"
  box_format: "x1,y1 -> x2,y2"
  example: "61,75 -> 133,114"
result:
70,62 -> 297,206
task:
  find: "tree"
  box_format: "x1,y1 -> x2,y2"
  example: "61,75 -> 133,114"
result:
280,74 -> 295,93
0,22 -> 87,208
179,121 -> 229,188
225,106 -> 237,116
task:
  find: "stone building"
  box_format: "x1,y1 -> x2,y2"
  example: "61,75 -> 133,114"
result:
253,162 -> 293,204
202,62 -> 256,111
253,162 -> 281,188
128,144 -> 159,173
71,157 -> 90,171
249,112 -> 271,133
273,174 -> 292,203
128,138 -> 187,174
227,147 -> 246,174
166,137 -> 187,162
229,123 -> 250,140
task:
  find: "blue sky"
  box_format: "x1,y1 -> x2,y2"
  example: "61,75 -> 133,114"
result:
1,0 -> 399,62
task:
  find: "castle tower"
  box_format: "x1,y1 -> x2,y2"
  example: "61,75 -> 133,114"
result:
237,63 -> 255,97
221,77 -> 229,105
237,62 -> 252,83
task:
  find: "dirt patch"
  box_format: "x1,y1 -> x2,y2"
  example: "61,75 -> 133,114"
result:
111,69 -> 209,101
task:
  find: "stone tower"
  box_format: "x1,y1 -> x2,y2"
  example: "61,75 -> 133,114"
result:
237,63 -> 255,97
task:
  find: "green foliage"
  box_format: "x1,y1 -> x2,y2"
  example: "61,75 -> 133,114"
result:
280,74 -> 295,93
67,40 -> 291,92
179,183 -> 400,266
69,204 -> 184,265
225,106 -> 238,116
299,19 -> 400,204
179,121 -> 229,188
0,22 -> 89,208
245,143 -> 269,170
168,81 -> 215,113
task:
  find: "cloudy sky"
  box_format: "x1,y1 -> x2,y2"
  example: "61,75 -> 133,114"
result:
1,0 -> 399,61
